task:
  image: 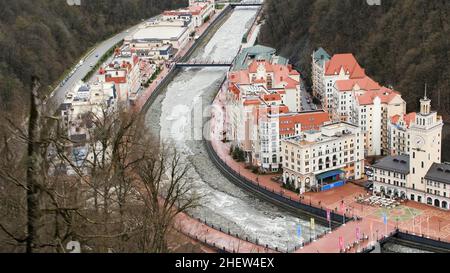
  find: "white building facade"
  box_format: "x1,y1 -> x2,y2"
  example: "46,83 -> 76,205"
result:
281,122 -> 365,193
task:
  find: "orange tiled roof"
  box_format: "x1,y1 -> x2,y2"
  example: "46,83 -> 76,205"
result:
325,53 -> 366,79
279,111 -> 330,135
335,76 -> 381,92
262,93 -> 281,101
356,87 -> 401,105
391,112 -> 416,128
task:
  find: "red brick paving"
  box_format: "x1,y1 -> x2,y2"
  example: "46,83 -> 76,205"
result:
174,212 -> 277,253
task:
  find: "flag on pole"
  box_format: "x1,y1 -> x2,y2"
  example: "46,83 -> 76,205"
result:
340,202 -> 346,214
383,213 -> 388,225
339,236 -> 344,251
326,209 -> 331,222
370,221 -> 374,243
310,218 -> 315,230
356,227 -> 360,241
297,225 -> 302,238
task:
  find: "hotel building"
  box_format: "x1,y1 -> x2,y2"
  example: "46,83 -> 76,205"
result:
281,122 -> 365,192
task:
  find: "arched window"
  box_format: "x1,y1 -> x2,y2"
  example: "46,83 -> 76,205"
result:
442,201 -> 448,210
434,199 -> 440,207
427,197 -> 433,205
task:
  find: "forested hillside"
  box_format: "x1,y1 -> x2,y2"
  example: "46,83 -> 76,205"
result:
0,0 -> 186,118
259,0 -> 449,118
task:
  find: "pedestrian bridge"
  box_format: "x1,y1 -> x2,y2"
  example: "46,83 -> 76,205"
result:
175,59 -> 233,68
228,1 -> 263,7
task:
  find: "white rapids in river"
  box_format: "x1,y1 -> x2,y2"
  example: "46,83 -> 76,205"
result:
145,8 -> 327,251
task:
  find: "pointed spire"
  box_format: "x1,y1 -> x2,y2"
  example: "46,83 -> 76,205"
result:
424,83 -> 428,100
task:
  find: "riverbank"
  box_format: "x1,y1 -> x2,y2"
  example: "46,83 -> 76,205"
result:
142,7 -> 325,252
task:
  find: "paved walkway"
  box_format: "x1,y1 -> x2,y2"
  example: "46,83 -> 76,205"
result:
209,87 -> 450,252
174,212 -> 277,253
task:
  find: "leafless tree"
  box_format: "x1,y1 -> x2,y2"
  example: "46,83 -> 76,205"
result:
0,80 -> 201,253
135,141 -> 201,253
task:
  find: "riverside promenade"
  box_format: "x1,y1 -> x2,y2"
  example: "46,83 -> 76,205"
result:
133,6 -> 231,112
174,212 -> 278,253
208,85 -> 450,252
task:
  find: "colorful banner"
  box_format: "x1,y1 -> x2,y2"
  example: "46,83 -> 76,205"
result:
297,225 -> 302,238
356,227 -> 360,241
310,218 -> 315,231
326,209 -> 331,222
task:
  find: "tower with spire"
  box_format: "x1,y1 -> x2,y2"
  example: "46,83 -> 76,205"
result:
420,84 -> 431,115
408,84 -> 443,193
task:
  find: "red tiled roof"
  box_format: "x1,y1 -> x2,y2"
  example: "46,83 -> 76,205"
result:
356,87 -> 401,105
229,71 -> 250,84
279,111 -> 330,135
335,76 -> 381,92
243,99 -> 261,106
105,76 -> 126,84
248,60 -> 274,73
325,54 -> 366,79
391,112 -> 416,128
262,93 -> 281,101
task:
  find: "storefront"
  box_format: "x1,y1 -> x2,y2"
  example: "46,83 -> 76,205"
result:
316,169 -> 346,191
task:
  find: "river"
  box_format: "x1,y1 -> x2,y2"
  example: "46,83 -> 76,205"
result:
144,7 -> 327,251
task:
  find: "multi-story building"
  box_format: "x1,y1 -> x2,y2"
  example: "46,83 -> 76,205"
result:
281,122 -> 365,192
126,19 -> 191,52
311,49 -> 366,119
311,47 -> 330,101
253,108 -> 330,172
163,0 -> 215,29
353,87 -> 406,156
312,48 -> 409,157
97,53 -> 141,104
387,112 -> 416,156
372,96 -> 448,210
332,76 -> 381,123
225,46 -> 331,172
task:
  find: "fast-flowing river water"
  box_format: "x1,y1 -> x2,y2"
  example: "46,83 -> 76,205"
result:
144,7 -> 327,251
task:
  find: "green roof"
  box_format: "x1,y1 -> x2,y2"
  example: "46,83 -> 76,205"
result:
313,47 -> 330,66
232,45 -> 279,71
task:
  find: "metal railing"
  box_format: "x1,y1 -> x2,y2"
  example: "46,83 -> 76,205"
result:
204,140 -> 353,227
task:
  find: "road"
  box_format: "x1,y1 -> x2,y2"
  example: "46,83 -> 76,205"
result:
44,21 -> 145,114
300,85 -> 317,111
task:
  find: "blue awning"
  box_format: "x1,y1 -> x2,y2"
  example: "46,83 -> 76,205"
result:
316,169 -> 345,180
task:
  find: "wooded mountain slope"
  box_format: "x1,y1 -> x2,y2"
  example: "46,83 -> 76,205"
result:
0,0 -> 186,117
259,0 -> 449,118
